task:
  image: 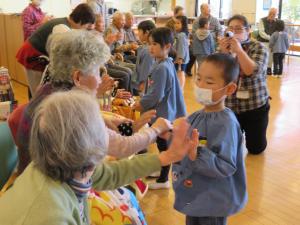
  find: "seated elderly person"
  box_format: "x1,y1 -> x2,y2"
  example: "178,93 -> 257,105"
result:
0,90 -> 197,224
10,30 -> 173,175
124,12 -> 138,44
105,11 -> 138,55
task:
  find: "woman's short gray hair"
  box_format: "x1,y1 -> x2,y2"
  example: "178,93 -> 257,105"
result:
48,30 -> 111,83
29,90 -> 108,182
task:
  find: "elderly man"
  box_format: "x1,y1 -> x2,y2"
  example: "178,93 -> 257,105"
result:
105,11 -> 138,54
124,12 -> 138,44
258,8 -> 278,75
192,3 -> 222,39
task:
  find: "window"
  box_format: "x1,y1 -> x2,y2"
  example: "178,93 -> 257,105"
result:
196,0 -> 232,19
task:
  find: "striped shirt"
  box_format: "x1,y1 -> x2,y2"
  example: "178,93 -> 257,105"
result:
225,41 -> 269,114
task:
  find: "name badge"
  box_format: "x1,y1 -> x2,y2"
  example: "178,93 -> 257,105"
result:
236,90 -> 250,99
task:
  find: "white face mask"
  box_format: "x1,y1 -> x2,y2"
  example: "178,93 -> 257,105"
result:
194,85 -> 227,106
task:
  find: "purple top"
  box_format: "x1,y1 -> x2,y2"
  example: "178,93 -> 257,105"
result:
22,3 -> 45,40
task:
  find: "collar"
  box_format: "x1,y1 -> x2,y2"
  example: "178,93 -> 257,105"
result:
29,3 -> 42,11
68,178 -> 92,201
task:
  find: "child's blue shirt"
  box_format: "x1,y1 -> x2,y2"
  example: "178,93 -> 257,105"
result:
269,31 -> 290,54
135,44 -> 155,85
140,57 -> 186,123
175,32 -> 190,64
192,30 -> 215,57
173,108 -> 247,217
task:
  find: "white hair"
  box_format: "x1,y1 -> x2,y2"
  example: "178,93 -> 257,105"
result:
48,30 -> 111,84
30,90 -> 108,181
112,11 -> 124,21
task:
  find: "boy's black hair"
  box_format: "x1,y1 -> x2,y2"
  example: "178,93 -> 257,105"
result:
137,20 -> 156,33
275,20 -> 285,32
227,14 -> 249,29
70,3 -> 95,25
204,53 -> 240,84
199,17 -> 209,28
176,16 -> 189,36
150,27 -> 174,47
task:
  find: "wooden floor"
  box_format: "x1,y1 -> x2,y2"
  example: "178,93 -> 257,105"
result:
12,57 -> 300,225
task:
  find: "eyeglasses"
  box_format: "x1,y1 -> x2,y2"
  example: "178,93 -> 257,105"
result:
227,26 -> 246,34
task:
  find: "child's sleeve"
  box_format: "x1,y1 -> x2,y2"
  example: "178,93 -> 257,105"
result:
188,121 -> 241,178
269,34 -> 275,49
210,34 -> 215,54
140,66 -> 169,111
176,34 -> 186,60
285,33 -> 290,50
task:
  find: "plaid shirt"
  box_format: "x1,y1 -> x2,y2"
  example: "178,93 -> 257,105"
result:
226,41 -> 269,114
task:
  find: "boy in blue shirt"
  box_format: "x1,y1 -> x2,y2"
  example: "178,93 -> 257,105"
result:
269,20 -> 290,77
172,53 -> 247,225
192,17 -> 215,65
132,20 -> 156,94
134,27 -> 187,189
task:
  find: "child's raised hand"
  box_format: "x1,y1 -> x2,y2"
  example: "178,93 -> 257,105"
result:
158,118 -> 199,166
132,109 -> 156,132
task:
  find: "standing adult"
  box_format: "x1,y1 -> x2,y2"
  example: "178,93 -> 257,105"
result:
219,15 -> 270,155
22,0 -> 52,40
86,0 -> 108,28
16,3 -> 95,96
258,8 -> 278,75
186,3 -> 221,76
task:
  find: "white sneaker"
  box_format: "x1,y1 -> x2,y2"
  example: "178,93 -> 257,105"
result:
148,181 -> 170,190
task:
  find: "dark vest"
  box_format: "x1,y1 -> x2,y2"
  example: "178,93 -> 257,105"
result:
29,17 -> 70,55
258,17 -> 277,42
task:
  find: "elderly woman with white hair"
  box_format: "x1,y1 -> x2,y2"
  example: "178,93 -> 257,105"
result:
0,90 -> 198,224
11,30 -> 173,175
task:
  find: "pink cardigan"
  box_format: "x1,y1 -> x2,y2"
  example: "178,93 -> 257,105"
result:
22,3 -> 45,40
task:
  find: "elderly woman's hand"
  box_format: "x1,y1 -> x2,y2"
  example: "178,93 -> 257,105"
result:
105,33 -> 117,46
151,117 -> 173,135
97,74 -> 115,97
132,110 -> 156,132
158,118 -> 199,166
104,116 -> 133,132
115,89 -> 132,99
